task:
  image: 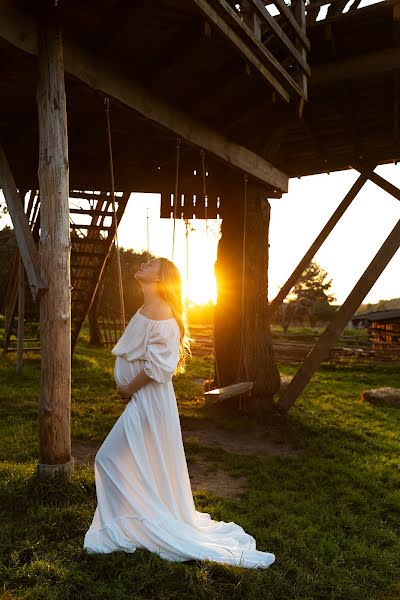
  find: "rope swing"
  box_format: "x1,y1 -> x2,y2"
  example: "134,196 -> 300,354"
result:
104,97 -> 126,330
171,137 -> 181,261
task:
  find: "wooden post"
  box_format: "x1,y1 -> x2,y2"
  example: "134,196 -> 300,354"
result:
16,253 -> 25,374
0,145 -> 47,301
214,181 -> 245,391
36,5 -> 73,477
269,172 -> 369,317
242,183 -> 281,411
213,178 -> 280,411
279,217 -> 400,411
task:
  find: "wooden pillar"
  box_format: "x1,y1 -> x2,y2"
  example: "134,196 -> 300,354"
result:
280,217 -> 400,411
16,253 -> 25,374
214,184 -> 243,391
242,182 -> 280,411
37,5 -> 73,477
214,178 -> 280,411
269,172 -> 369,317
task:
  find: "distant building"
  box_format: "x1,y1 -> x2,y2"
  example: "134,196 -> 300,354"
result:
351,309 -> 400,354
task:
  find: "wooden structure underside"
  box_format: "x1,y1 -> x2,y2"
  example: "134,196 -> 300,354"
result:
1,0 -> 400,200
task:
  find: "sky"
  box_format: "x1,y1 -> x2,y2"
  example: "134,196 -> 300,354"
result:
1,166 -> 399,307
114,164 -> 400,306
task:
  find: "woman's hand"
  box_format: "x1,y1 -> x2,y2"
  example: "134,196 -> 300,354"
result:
116,384 -> 134,404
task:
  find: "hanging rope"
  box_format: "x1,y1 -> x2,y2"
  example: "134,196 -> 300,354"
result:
172,137 -> 181,261
200,149 -> 208,236
236,174 -> 251,410
200,149 -> 221,391
104,97 -> 126,330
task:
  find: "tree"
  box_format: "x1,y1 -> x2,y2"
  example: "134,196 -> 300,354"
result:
288,261 -> 336,327
88,248 -> 150,345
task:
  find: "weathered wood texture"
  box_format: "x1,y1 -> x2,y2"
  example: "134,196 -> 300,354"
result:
280,217 -> 400,411
204,381 -> 254,401
0,4 -> 289,192
213,180 -> 280,410
241,184 -> 280,409
0,145 -> 47,301
269,172 -> 368,316
36,8 -> 73,477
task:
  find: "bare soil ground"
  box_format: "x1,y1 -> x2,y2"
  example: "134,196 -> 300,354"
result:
73,415 -> 303,499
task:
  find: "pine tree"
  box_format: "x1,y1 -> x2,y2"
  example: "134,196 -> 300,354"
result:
290,261 -> 336,327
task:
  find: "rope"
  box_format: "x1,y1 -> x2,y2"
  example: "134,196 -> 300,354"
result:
200,149 -> 221,390
200,149 -> 208,236
172,137 -> 181,261
237,174 -> 251,410
104,97 -> 126,329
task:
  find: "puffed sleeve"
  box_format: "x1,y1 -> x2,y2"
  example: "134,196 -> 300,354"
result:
143,321 -> 180,383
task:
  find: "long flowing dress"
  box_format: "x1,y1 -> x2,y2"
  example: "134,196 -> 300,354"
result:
83,309 -> 275,569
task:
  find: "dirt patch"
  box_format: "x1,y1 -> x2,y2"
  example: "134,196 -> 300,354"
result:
181,417 -> 304,457
72,416 -> 303,499
186,460 -> 249,498
72,439 -> 248,499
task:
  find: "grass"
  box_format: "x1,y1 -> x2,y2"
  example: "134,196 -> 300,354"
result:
0,330 -> 400,599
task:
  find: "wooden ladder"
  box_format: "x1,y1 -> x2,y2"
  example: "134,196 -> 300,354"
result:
2,190 -> 130,355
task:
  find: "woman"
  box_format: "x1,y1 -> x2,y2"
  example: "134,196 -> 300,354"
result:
84,257 -> 275,569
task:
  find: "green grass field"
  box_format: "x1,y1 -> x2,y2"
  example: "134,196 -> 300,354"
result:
0,331 -> 400,599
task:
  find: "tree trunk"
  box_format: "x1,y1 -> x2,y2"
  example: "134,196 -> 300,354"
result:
37,5 -> 73,477
242,184 -> 280,411
214,180 -> 280,413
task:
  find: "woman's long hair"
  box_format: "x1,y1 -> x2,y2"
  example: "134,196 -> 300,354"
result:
157,258 -> 192,375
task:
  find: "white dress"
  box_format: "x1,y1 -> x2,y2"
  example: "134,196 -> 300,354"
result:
83,309 -> 275,569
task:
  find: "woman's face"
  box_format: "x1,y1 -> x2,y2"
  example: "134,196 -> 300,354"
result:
135,258 -> 161,285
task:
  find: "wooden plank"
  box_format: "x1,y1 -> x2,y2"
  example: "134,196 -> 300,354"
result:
293,0 -> 308,104
192,0 -> 291,101
0,145 -> 48,302
269,172 -> 369,316
279,217 -> 400,411
204,381 -> 254,400
269,0 -> 310,50
37,6 -> 73,477
0,5 -> 289,192
250,0 -> 310,75
195,0 -> 306,99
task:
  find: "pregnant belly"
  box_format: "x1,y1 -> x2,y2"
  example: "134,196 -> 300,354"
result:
114,356 -> 145,386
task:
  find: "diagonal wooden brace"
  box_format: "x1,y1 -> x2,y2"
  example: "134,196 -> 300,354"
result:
0,144 -> 48,301
279,217 -> 400,411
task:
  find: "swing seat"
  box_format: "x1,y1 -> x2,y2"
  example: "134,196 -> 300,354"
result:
204,381 -> 254,401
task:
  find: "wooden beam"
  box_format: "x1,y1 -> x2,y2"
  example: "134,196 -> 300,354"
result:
269,172 -> 369,316
192,0 -> 292,102
279,217 -> 400,411
0,5 -> 288,192
269,0 -> 310,50
352,164 -> 400,202
0,145 -> 48,301
250,0 -> 310,76
37,6 -> 73,478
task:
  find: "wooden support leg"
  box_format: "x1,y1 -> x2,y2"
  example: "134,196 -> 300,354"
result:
213,179 -> 280,412
214,184 -> 243,390
279,217 -> 400,412
16,253 -> 25,374
269,172 -> 369,317
243,183 -> 280,411
37,5 -> 73,477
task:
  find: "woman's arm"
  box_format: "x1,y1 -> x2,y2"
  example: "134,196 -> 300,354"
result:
116,369 -> 152,403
